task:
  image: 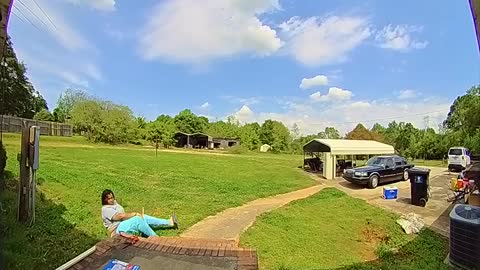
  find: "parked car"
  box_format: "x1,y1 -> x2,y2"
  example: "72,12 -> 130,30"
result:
342,155 -> 414,189
448,147 -> 471,172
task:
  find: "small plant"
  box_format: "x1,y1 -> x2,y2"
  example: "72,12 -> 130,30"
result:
375,242 -> 397,259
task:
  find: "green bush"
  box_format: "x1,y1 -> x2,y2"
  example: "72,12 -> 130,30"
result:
0,140 -> 6,179
227,145 -> 249,154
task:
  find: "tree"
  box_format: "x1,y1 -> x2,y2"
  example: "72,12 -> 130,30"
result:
317,127 -> 340,139
239,123 -> 261,150
206,120 -> 240,138
101,102 -> 137,144
146,118 -> 177,153
346,124 -> 384,142
291,123 -> 300,139
291,134 -> 317,154
54,89 -> 89,122
70,99 -> 136,144
33,109 -> 53,121
174,109 -> 208,134
135,116 -> 148,140
444,86 -> 480,142
260,120 -> 292,152
325,127 -> 340,139
0,36 -> 47,118
371,123 -> 386,134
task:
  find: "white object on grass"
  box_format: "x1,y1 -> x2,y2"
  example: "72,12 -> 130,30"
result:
396,213 -> 425,234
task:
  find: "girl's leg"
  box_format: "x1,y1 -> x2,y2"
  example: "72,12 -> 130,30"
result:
116,216 -> 157,237
143,214 -> 172,228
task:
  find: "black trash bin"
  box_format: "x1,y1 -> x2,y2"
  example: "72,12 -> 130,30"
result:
408,167 -> 430,207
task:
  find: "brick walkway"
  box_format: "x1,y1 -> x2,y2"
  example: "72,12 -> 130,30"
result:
69,235 -> 258,270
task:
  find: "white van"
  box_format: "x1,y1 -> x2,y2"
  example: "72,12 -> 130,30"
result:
448,147 -> 471,172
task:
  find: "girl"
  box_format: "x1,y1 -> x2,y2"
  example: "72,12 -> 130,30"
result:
101,189 -> 178,237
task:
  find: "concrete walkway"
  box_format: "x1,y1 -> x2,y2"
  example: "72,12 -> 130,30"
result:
181,166 -> 453,243
181,185 -> 325,241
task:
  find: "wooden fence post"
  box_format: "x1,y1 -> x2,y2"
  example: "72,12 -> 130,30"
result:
17,122 -> 31,223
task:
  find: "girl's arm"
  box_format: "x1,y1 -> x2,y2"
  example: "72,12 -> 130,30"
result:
112,212 -> 141,221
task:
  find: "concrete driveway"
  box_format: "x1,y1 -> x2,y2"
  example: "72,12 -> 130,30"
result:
324,167 -> 455,237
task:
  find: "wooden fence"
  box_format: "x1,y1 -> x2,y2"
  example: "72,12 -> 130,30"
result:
0,115 -> 72,136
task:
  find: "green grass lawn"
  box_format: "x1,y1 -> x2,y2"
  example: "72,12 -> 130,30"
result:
240,188 -> 449,270
0,133 -> 315,269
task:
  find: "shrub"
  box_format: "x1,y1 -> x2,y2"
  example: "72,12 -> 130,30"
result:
227,145 -> 249,154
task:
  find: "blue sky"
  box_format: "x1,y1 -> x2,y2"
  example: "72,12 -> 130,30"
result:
8,0 -> 480,134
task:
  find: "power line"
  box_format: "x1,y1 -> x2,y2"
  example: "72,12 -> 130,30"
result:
31,0 -> 57,30
322,109 -> 450,126
11,10 -> 29,25
16,0 -> 50,30
13,5 -> 43,33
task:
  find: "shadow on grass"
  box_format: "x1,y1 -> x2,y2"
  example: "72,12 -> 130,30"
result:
0,172 -> 99,270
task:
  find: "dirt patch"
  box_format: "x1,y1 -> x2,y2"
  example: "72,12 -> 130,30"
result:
359,222 -> 390,261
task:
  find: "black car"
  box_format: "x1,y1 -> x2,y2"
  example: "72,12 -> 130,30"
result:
342,155 -> 414,189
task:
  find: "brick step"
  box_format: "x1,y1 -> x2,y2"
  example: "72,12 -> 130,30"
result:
130,236 -> 254,257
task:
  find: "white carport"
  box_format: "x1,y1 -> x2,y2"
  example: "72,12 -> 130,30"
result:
303,139 -> 395,180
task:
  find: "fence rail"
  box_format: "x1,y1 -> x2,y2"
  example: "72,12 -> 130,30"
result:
0,115 -> 72,136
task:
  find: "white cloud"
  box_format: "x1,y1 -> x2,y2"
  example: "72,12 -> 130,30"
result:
66,0 -> 116,11
300,75 -> 328,89
84,63 -> 103,81
375,24 -> 428,51
15,0 -> 92,51
58,71 -> 90,87
234,105 -> 255,122
280,16 -> 371,66
350,101 -> 371,109
15,47 -> 101,88
139,0 -> 283,64
398,89 -> 418,99
310,87 -> 353,102
223,96 -> 261,105
200,102 -> 210,109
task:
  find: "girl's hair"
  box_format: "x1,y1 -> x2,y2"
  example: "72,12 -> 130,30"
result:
101,189 -> 114,205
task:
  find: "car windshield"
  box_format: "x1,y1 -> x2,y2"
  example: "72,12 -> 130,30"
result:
449,149 -> 463,155
367,157 -> 387,166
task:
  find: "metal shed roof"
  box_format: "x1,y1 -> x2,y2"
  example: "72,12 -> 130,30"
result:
303,139 -> 395,155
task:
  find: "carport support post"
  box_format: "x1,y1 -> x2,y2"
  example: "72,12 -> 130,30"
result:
332,154 -> 337,178
303,151 -> 305,169
324,152 -> 334,179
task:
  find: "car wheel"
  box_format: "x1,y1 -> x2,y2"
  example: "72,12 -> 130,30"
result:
403,170 -> 409,181
368,175 -> 379,189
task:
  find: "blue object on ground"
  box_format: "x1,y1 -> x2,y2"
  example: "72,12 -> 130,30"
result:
103,259 -> 141,270
383,186 -> 398,199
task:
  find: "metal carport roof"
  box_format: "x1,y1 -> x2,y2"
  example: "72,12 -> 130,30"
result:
303,139 -> 395,155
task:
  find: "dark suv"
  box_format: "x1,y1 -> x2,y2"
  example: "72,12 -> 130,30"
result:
342,155 -> 414,189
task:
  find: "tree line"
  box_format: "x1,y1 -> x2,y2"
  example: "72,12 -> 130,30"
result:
12,85 -> 480,158
1,34 -> 479,158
